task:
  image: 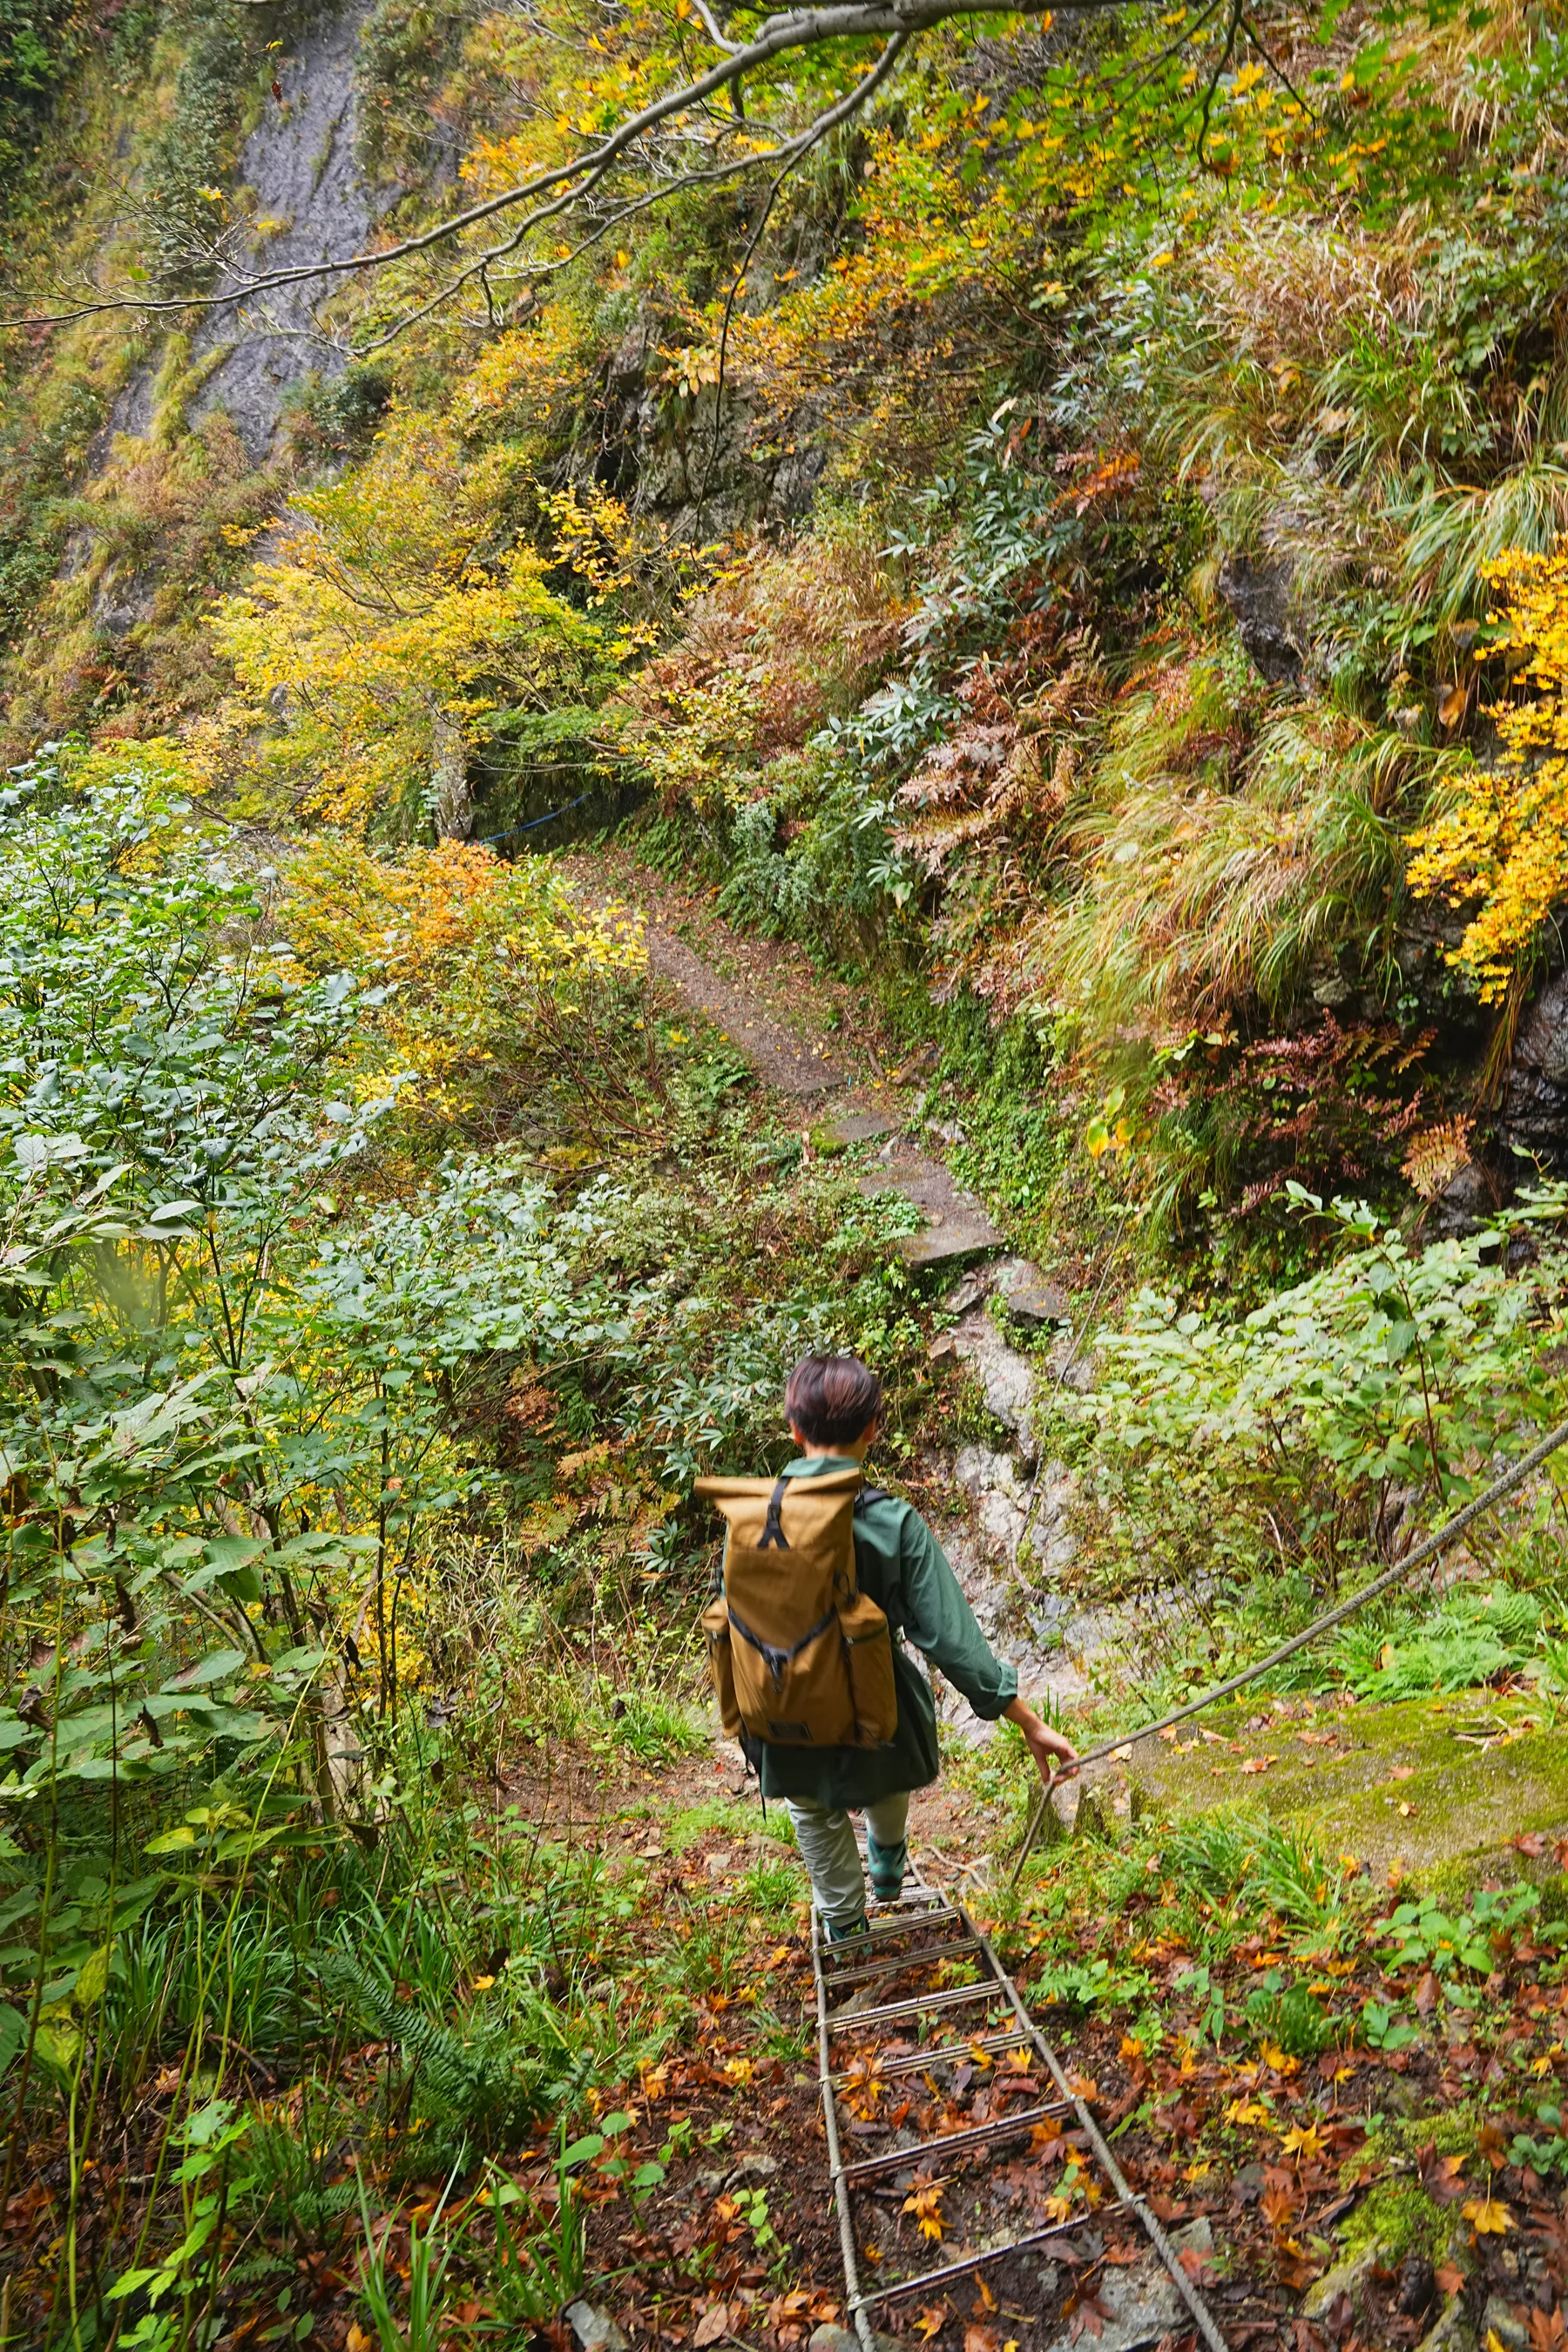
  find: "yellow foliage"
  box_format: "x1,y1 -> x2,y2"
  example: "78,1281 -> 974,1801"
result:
203,411 -> 610,833
1407,547 -> 1568,1001
277,834 -> 645,1127
622,509 -> 904,809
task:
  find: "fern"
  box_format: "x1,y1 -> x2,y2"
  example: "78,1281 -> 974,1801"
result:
314,1953 -> 541,2161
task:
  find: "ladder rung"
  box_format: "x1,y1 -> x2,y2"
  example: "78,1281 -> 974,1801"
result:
820,1905 -> 958,1960
828,2027 -> 1035,2084
852,2204 -> 1130,2308
835,2097 -> 1073,2183
828,1980 -> 1008,2031
820,1935 -> 980,1990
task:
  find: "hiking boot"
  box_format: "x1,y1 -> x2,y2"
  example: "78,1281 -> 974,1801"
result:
827,1913 -> 869,1943
866,1832 -> 908,1903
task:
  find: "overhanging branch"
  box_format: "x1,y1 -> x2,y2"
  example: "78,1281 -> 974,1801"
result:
2,0 -> 1089,336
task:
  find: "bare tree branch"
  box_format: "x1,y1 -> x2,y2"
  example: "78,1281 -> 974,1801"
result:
1,0 -> 1092,337
695,31 -> 908,511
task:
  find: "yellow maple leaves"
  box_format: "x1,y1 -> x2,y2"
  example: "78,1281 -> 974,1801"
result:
274,831 -> 645,1128
206,411 -> 609,835
1407,547 -> 1568,1002
902,2183 -> 945,2241
1225,2096 -> 1272,2126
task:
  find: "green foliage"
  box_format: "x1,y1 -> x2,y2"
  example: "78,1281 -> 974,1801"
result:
481,2154 -> 589,2326
1243,1977 -> 1336,2060
1160,1807 -> 1357,1938
137,0 -> 257,294
1510,2102 -> 1568,2182
1380,1882 -> 1538,1997
355,2170 -> 464,2352
1332,1586 -> 1540,1701
0,0 -> 78,183
1082,1192 -> 1566,1604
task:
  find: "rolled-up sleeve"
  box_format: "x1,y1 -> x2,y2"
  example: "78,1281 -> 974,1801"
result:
897,1513 -> 1018,1720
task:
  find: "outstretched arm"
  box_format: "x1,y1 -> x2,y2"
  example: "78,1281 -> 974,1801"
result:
1004,1696 -> 1079,1788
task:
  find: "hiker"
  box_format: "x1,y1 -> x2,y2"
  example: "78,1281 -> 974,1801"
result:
700,1351 -> 1078,1941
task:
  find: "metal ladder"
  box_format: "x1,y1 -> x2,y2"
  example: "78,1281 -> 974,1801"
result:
811,1848 -> 1227,2352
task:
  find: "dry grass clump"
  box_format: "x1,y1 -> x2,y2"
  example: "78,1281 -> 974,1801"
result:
1191,216 -> 1429,391
620,505 -> 906,805
1031,658 -> 1438,1044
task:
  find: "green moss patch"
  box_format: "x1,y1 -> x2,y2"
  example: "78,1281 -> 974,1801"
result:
1126,1691 -> 1568,1880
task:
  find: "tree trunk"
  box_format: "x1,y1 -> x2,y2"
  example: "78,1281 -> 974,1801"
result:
429,708 -> 474,841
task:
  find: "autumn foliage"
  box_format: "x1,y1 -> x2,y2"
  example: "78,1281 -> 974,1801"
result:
1408,547 -> 1568,1004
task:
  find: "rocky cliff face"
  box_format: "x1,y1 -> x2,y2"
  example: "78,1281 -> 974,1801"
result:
1502,969 -> 1568,1166
107,0 -> 378,461
197,0 -> 380,457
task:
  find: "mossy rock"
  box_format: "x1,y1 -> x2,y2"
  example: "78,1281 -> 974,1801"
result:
1363,2100 -> 1484,2169
1128,1691 -> 1568,1877
1342,2181 -> 1445,2266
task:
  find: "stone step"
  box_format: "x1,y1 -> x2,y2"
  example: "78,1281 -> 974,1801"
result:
858,1148 -> 1004,1266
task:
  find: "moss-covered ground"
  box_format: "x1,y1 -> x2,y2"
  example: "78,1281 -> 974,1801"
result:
1119,1690 -> 1568,1884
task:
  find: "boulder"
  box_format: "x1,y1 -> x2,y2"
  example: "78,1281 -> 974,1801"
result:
1218,549 -> 1306,686
1039,2216 -> 1211,2351
1415,2297 -> 1479,2352
992,1256 -> 1071,1326
1481,2297 -> 1530,2352
1501,967 -> 1568,1164
566,2304 -> 631,2352
808,2325 -> 901,2352
1302,2239 -> 1385,2323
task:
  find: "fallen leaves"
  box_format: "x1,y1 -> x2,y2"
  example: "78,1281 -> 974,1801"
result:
903,2184 -> 946,2242
1418,2146 -> 1469,2204
1463,2195 -> 1515,2236
1240,1755 -> 1277,1775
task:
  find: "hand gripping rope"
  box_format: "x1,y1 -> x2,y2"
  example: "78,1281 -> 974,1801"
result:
1009,1412 -> 1568,1886
813,1847 -> 1228,2352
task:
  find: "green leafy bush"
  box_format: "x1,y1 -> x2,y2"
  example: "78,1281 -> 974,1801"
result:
1082,1192 -> 1565,1605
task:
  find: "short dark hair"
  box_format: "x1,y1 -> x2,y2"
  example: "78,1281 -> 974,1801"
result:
785,1353 -> 883,1446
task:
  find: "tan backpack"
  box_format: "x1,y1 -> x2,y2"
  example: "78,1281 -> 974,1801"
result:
695,1467 -> 898,1747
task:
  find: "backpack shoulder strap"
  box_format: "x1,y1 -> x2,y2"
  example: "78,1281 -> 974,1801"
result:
854,1484 -> 891,1514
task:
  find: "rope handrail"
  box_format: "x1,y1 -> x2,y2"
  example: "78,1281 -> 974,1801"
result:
1010,1412 -> 1568,1883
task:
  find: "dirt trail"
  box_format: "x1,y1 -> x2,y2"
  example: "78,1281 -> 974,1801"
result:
567,844 -> 1131,1747
579,846 -> 1004,1266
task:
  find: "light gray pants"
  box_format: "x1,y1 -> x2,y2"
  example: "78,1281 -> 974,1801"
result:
787,1791 -> 910,1930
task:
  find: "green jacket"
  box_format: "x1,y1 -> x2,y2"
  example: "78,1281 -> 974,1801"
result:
744,1454 -> 1018,1808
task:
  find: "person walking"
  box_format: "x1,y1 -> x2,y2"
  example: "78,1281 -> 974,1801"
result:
705,1351 -> 1078,1940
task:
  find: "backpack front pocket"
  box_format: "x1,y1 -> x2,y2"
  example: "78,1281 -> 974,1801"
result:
727,1590 -> 857,1745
